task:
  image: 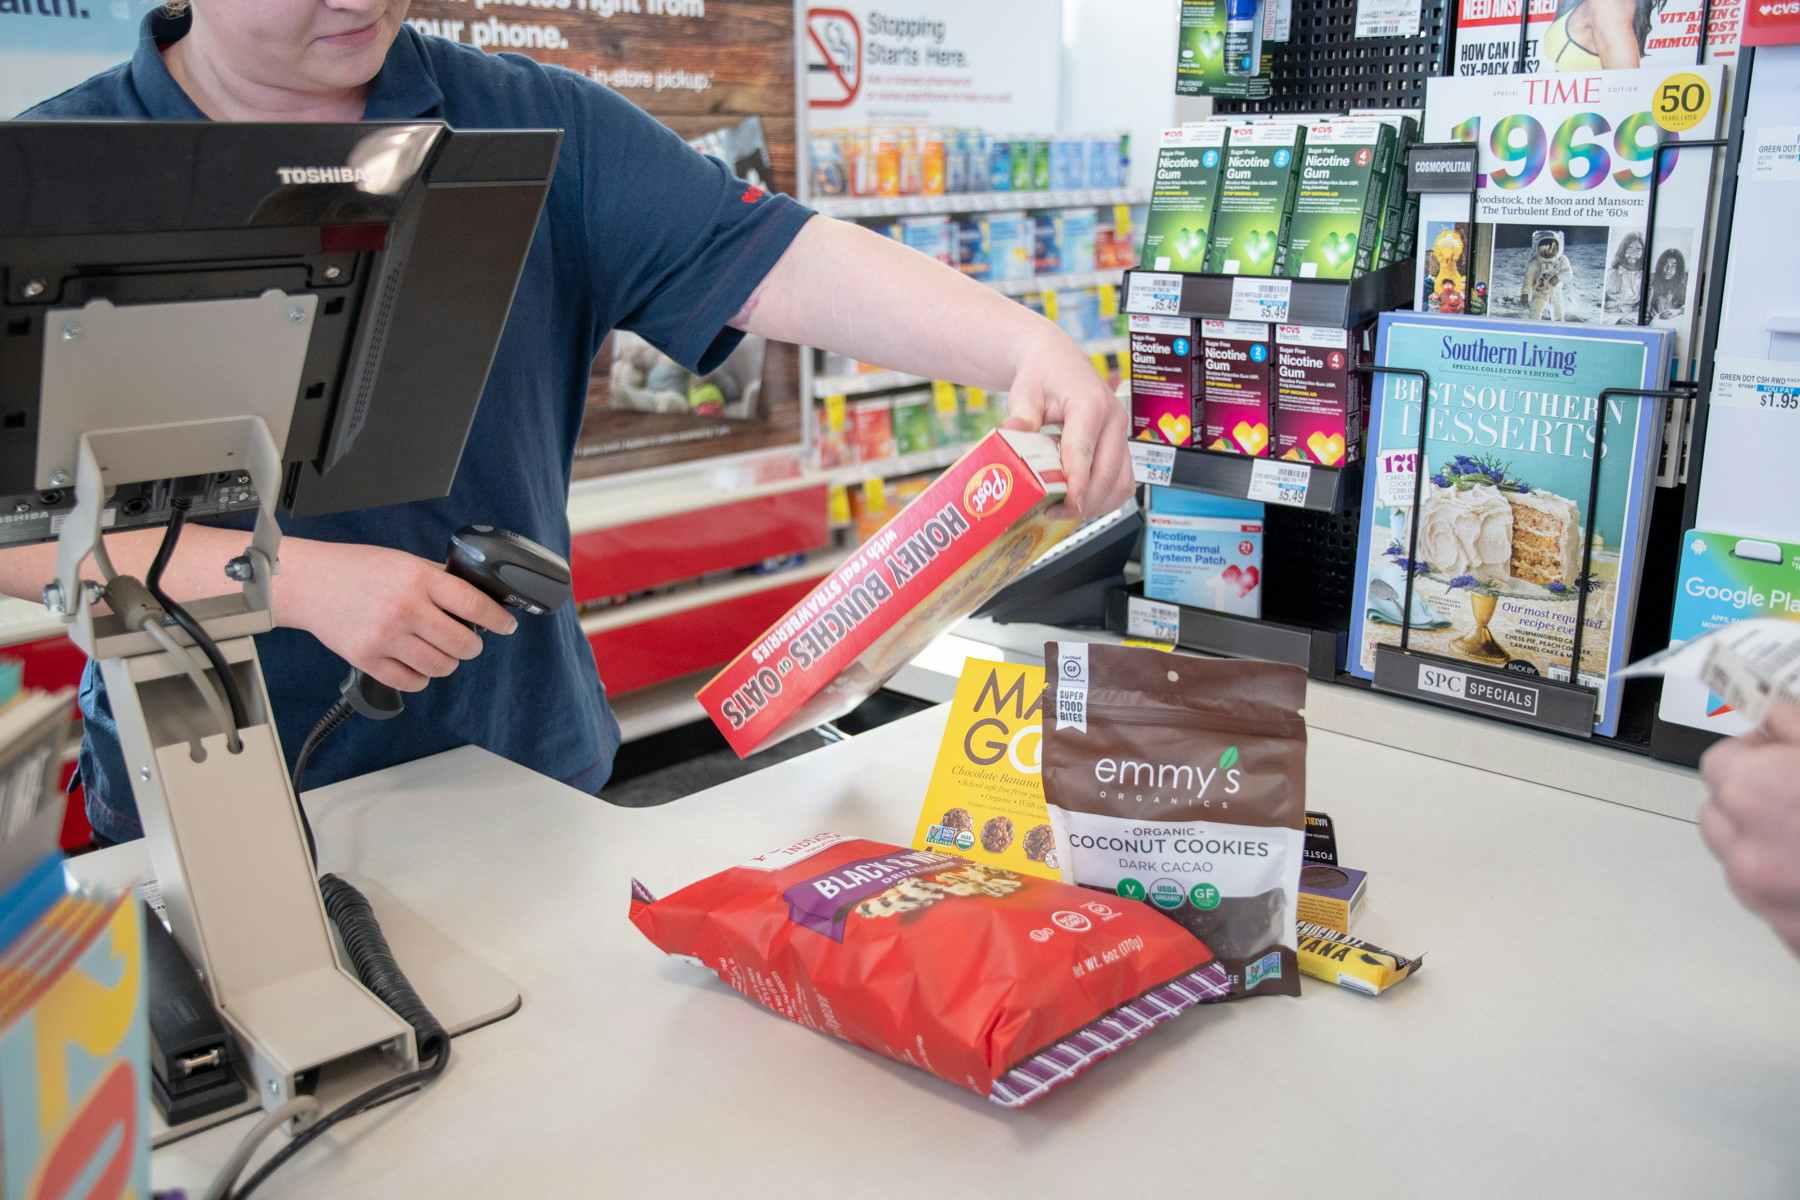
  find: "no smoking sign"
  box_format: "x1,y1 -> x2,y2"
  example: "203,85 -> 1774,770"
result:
806,8 -> 862,109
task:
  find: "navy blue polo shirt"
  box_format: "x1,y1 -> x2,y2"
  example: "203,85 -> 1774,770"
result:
24,11 -> 814,842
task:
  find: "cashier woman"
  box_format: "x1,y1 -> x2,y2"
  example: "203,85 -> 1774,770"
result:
0,0 -> 1133,846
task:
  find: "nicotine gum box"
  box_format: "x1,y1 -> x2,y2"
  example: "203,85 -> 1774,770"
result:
700,431 -> 1076,758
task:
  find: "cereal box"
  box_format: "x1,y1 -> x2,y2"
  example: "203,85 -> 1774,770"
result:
912,659 -> 1058,880
700,431 -> 1076,757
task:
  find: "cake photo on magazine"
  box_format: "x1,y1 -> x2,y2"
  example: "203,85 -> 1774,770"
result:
1348,312 -> 1673,736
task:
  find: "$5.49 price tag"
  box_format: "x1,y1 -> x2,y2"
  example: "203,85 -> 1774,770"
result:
1376,448 -> 1420,508
1229,277 -> 1293,324
1247,458 -> 1311,508
1127,272 -> 1183,316
1128,440 -> 1176,486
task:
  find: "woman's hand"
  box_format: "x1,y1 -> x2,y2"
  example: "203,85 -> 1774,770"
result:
274,540 -> 518,693
1699,705 -> 1800,956
1003,325 -> 1133,520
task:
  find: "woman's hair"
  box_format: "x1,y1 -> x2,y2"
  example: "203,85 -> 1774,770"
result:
1650,248 -> 1687,297
1611,233 -> 1645,269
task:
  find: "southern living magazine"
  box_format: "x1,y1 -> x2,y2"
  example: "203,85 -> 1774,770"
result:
1452,0 -> 1744,78
1416,65 -> 1724,370
1349,313 -> 1672,737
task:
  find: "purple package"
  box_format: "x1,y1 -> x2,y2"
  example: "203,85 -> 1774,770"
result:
1129,314 -> 1200,447
1274,324 -> 1366,467
1200,319 -> 1273,457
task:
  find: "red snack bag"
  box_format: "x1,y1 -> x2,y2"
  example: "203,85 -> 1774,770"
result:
629,834 -> 1227,1107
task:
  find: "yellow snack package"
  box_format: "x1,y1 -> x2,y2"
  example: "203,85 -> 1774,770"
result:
912,659 -> 1060,880
1296,921 -> 1423,996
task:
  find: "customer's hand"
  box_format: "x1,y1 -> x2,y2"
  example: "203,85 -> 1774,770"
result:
274,540 -> 518,693
1003,325 -> 1133,521
1699,704 -> 1800,956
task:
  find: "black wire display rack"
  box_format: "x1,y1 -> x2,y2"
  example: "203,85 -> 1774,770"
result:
1148,0 -> 1752,763
1214,0 -> 1457,116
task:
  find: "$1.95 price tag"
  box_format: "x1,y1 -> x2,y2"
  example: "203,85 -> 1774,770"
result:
1376,448 -> 1420,508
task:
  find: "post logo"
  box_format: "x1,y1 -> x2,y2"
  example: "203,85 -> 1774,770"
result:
963,464 -> 1013,519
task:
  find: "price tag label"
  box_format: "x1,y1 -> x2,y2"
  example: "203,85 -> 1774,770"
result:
827,485 -> 852,525
1354,0 -> 1422,38
1097,284 -> 1120,320
966,386 -> 989,410
1128,440 -> 1176,486
931,380 -> 959,415
1376,448 -> 1420,508
824,392 -> 848,433
1089,351 -> 1113,380
862,476 -> 886,510
1229,277 -> 1293,323
1127,272 -> 1184,316
1042,290 -> 1060,322
1749,127 -> 1800,181
1126,596 -> 1181,643
1248,457 -> 1312,507
1712,358 -> 1800,412
1113,203 -> 1134,240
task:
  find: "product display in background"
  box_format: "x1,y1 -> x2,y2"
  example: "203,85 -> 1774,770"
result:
1284,120 -> 1397,280
1654,538 -> 1800,735
629,835 -> 1227,1107
913,660 -> 1058,879
1416,66 -> 1725,367
1043,646 -> 1308,1000
406,0 -> 810,476
1208,122 -> 1306,276
700,431 -> 1076,757
1274,323 -> 1368,466
1130,315 -> 1200,446
1176,0 -> 1274,99
1143,489 -> 1266,618
808,128 -> 1131,198
1350,313 -> 1671,737
1451,0 -> 1743,76
1142,123 -> 1230,272
1202,319 -> 1275,456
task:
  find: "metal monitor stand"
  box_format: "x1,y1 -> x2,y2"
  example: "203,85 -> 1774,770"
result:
41,294 -> 518,1126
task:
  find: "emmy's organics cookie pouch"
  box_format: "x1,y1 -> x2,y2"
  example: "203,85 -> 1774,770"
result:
1042,644 -> 1307,999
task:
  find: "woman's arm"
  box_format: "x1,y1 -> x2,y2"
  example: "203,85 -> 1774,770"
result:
732,216 -> 1133,519
0,527 -> 517,693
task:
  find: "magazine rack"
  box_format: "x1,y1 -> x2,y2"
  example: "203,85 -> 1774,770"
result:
1357,363 -> 1657,737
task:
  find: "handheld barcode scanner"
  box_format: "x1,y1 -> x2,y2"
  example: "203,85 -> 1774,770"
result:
294,524 -> 574,856
447,524 -> 572,619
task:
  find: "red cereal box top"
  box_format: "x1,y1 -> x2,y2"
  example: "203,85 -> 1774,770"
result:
699,431 -> 1073,757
